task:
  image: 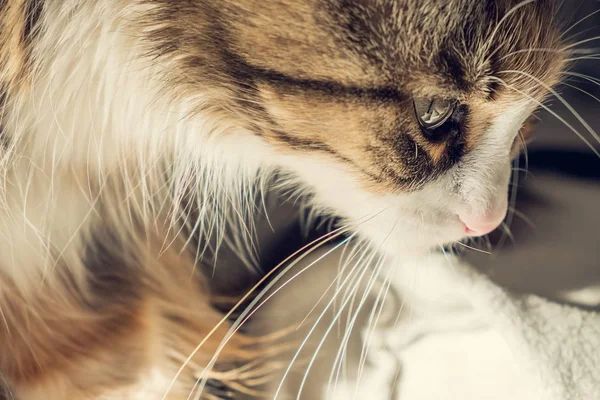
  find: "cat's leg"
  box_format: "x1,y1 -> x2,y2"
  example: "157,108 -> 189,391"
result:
330,252 -> 484,400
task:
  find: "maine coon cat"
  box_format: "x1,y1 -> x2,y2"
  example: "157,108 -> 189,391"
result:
0,0 -> 573,398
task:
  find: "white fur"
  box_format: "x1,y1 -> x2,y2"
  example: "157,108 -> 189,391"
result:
0,0 -> 535,289
0,1 -> 275,288
0,2 -> 543,398
277,100 -> 534,258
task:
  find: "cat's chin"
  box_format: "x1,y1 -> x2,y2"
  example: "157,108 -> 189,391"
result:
335,209 -> 474,259
382,229 -> 476,260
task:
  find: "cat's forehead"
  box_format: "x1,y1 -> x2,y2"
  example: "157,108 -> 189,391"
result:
218,0 -> 563,99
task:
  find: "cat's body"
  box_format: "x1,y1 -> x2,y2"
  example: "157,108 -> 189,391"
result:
0,0 -> 566,398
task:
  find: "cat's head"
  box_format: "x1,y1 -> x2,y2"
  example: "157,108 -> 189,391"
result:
147,0 -> 566,255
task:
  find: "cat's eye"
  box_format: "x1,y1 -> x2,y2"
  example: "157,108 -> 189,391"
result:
413,97 -> 457,139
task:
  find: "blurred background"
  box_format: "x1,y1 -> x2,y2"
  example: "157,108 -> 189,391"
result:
464,0 -> 600,306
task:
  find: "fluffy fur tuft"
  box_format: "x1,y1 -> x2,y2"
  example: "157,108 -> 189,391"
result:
0,0 -> 568,398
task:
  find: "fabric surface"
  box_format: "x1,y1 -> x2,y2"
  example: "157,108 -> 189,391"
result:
333,251 -> 600,400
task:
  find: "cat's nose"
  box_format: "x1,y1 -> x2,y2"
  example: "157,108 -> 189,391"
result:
458,206 -> 507,237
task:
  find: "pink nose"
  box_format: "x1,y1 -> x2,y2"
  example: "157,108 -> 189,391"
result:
459,209 -> 507,237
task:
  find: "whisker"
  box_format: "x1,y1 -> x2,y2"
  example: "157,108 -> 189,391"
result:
483,0 -> 536,56
307,251 -> 387,400
496,222 -> 516,252
490,76 -> 600,158
328,247 -> 384,398
563,35 -> 600,51
355,259 -> 395,392
561,81 -> 600,104
501,69 -> 600,145
570,47 -> 600,55
454,241 -> 492,255
560,8 -> 600,40
329,240 -> 381,392
300,217 -> 398,399
297,238 -> 369,331
499,47 -> 566,62
242,235 -> 357,333
334,238 -> 368,339
337,219 -> 400,397
482,0 -> 539,64
518,128 -> 530,177
562,71 -> 600,87
187,211 -> 384,399
507,206 -> 536,229
275,249 -> 374,399
565,55 -> 600,62
512,167 -> 532,175
160,225 -> 351,400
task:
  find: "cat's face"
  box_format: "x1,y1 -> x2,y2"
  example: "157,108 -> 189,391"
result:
149,0 -> 566,254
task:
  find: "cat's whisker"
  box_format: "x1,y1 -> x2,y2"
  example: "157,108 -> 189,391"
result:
327,241 -> 377,398
187,211 -> 385,399
490,76 -> 600,158
502,69 -> 600,145
563,35 -> 600,51
298,256 -> 380,400
334,236 -> 365,337
329,219 -> 393,397
332,248 -> 386,394
242,235 -> 358,335
496,154 -> 521,251
495,222 -> 516,252
508,206 -> 536,229
565,56 -> 600,62
560,8 -> 600,40
187,242 -> 358,400
161,224 -> 352,400
298,214 -> 398,398
355,258 -> 395,393
297,238 -> 368,331
562,71 -> 600,87
570,48 -> 600,55
454,241 -> 492,255
481,235 -> 493,253
274,249 -> 374,400
296,216 -> 399,399
560,81 -> 600,104
483,0 -> 536,56
499,47 -> 566,62
517,128 -> 530,176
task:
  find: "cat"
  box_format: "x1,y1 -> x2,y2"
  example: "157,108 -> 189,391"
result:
0,0 -> 567,398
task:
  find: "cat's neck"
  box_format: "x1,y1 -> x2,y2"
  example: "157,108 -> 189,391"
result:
0,0 -> 273,290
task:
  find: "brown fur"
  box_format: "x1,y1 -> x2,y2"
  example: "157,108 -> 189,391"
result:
143,0 -> 566,193
0,0 -> 27,88
0,0 -> 41,93
0,0 -> 569,398
0,237 -> 270,399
